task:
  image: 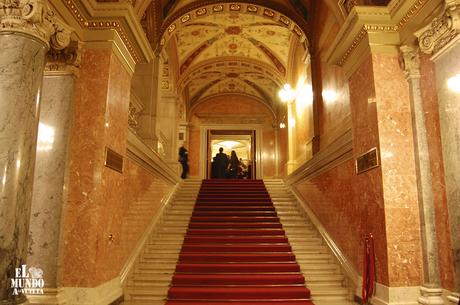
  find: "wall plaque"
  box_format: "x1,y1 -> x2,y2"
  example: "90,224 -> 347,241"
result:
356,147 -> 379,174
105,147 -> 123,173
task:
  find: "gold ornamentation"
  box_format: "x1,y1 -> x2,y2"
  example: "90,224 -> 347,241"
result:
168,23 -> 176,33
279,15 -> 290,25
416,2 -> 460,55
264,9 -> 275,17
196,8 -> 207,16
212,5 -> 223,12
229,4 -> 241,11
62,0 -> 141,63
181,14 -> 190,23
247,5 -> 258,13
0,0 -> 72,50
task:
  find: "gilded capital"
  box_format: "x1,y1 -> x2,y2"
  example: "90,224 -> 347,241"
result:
400,45 -> 421,79
416,0 -> 460,55
0,0 -> 72,50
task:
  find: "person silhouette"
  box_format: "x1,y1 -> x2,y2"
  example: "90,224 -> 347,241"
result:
178,143 -> 189,179
227,150 -> 240,179
214,147 -> 228,179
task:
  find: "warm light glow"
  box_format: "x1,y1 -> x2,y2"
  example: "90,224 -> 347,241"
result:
279,122 -> 286,129
105,122 -> 110,127
322,89 -> 338,103
288,117 -> 296,127
278,84 -> 296,103
218,141 -> 241,149
447,74 -> 460,93
1,165 -> 6,188
296,84 -> 313,113
37,122 -> 55,151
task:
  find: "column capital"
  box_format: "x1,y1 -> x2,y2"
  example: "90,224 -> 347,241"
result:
415,0 -> 460,57
400,45 -> 421,79
45,40 -> 80,76
0,0 -> 72,50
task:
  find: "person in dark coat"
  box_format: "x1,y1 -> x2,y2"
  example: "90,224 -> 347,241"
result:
178,143 -> 189,179
227,150 -> 240,179
214,147 -> 228,178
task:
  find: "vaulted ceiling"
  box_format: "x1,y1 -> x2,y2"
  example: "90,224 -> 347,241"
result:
159,2 -> 309,111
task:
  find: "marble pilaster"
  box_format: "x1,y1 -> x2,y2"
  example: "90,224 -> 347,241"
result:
27,43 -> 79,292
416,0 -> 460,293
400,45 -> 443,304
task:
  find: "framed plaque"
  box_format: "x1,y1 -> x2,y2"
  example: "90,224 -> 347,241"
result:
356,147 -> 379,174
104,147 -> 124,173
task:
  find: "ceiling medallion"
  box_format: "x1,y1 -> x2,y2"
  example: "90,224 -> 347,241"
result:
279,16 -> 290,25
213,5 -> 224,12
181,14 -> 190,23
264,9 -> 275,17
196,8 -> 207,16
247,5 -> 258,13
230,4 -> 241,11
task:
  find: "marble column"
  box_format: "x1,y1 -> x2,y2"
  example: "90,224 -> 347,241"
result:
286,102 -> 297,174
416,0 -> 460,295
26,43 -> 79,302
400,45 -> 444,305
0,2 -> 71,303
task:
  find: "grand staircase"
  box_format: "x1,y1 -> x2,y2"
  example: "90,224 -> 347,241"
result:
123,179 -> 357,305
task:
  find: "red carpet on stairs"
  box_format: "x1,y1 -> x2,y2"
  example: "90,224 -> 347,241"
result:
165,179 -> 315,305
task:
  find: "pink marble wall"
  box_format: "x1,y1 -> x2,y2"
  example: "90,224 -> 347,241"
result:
61,48 -> 174,287
295,54 -> 425,287
372,53 -> 423,286
420,54 -> 455,289
319,63 -> 352,148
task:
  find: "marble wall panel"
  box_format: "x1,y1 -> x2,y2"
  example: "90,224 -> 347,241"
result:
419,54 -> 455,289
28,74 -> 75,288
60,48 -> 163,287
433,42 -> 460,292
372,53 -> 423,286
187,128 -> 201,177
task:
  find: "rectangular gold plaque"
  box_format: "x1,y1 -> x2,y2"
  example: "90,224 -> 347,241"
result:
356,147 -> 379,175
104,147 -> 123,173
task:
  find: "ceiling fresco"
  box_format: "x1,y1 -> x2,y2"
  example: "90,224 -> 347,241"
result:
180,60 -> 283,108
160,3 -> 309,112
174,12 -> 292,76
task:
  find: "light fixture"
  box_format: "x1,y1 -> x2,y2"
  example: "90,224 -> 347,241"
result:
278,84 -> 296,103
447,74 -> 460,93
279,122 -> 286,129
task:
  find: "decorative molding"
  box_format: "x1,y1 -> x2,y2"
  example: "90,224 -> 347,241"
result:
126,130 -> 180,184
27,288 -> 68,304
0,0 -> 72,49
119,182 -> 178,284
415,1 -> 460,58
45,40 -> 81,76
327,0 -> 440,78
128,91 -> 144,132
159,0 -> 309,47
57,0 -> 154,64
399,44 -> 421,79
285,128 -> 353,185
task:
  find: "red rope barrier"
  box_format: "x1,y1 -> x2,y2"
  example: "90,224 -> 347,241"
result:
362,234 -> 375,304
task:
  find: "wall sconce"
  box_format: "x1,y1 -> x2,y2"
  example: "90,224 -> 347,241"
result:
279,115 -> 286,129
278,84 -> 296,103
447,74 -> 460,93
